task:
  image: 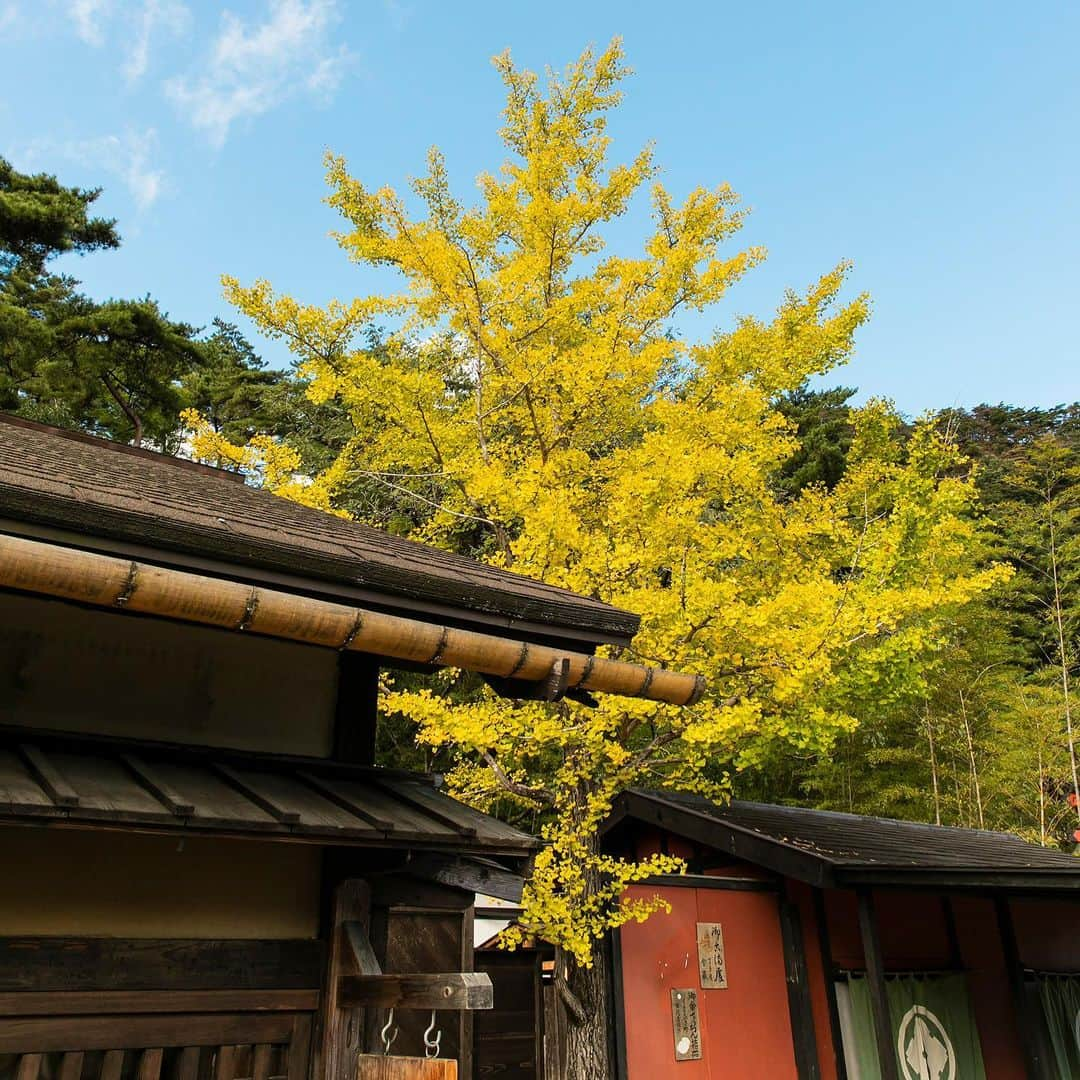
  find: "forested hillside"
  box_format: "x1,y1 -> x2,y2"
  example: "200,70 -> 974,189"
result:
4,152 -> 1077,853
743,394 -> 1080,847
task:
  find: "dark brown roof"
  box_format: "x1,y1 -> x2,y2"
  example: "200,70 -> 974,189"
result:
607,790 -> 1080,890
0,728 -> 536,857
0,415 -> 638,644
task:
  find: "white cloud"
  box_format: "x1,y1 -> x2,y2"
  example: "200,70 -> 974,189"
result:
110,129 -> 166,209
66,0 -> 110,45
59,0 -> 189,79
16,129 -> 166,212
166,0 -> 351,147
124,0 -> 190,82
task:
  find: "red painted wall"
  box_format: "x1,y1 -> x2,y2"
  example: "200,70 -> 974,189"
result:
618,826 -> 1080,1080
618,883 -> 798,1080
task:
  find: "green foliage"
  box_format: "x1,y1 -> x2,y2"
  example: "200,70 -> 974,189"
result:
0,158 -> 285,449
0,156 -> 119,276
742,401 -> 1080,851
773,385 -> 857,496
179,319 -> 278,444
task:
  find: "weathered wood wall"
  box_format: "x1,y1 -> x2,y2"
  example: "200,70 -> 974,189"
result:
0,592 -> 337,756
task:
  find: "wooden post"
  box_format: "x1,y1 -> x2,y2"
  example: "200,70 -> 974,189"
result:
779,897 -> 821,1080
811,890 -> 847,1080
610,930 -> 629,1080
333,653 -> 380,766
993,896 -> 1042,1080
319,880 -> 374,1080
856,889 -> 897,1080
459,903 -> 474,1080
941,896 -> 962,970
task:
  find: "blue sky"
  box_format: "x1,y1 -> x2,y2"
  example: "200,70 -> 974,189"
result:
3,1 -> 1077,414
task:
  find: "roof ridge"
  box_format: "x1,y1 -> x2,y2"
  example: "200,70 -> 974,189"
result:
0,412 -> 245,483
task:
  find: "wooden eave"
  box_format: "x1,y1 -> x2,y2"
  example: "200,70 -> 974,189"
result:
0,414 -> 640,647
604,791 -> 1080,894
0,728 -> 538,859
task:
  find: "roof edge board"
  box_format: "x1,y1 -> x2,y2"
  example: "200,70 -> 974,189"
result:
616,791 -> 837,889
0,516 -> 636,648
835,868 -> 1080,891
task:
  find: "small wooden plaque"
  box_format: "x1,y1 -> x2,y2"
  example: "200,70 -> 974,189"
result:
356,1055 -> 456,1079
696,921 -> 728,989
670,988 -> 702,1061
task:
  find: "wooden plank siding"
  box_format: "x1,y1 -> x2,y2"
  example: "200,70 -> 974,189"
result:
0,939 -> 324,992
0,997 -> 314,1079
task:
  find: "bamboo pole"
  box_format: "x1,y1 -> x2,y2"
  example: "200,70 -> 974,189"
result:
0,533 -> 705,706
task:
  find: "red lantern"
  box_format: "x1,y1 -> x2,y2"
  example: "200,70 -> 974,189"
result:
1069,792 -> 1080,808
1074,828 -> 1080,843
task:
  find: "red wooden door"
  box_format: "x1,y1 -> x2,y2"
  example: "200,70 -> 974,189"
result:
618,884 -> 799,1080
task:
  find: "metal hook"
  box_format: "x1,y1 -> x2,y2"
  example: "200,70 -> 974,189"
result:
423,1009 -> 442,1059
380,1008 -> 399,1055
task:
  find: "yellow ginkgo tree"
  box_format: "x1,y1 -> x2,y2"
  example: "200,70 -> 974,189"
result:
192,40 -> 1007,1078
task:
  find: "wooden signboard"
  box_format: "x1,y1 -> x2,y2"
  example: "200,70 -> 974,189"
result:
696,922 -> 728,989
670,988 -> 702,1061
356,1055 -> 456,1079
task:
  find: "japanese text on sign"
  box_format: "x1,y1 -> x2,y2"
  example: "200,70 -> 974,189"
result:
697,922 -> 727,989
670,988 -> 702,1061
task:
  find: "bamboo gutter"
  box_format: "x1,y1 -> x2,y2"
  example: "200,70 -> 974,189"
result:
0,533 -> 705,707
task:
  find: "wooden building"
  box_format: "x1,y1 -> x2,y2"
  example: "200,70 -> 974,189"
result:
603,790 -> 1080,1080
0,415 -> 698,1080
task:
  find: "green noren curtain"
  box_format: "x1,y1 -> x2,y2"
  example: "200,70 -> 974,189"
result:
1037,974 -> 1080,1079
839,974 -> 986,1080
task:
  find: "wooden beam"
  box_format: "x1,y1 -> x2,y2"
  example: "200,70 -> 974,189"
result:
297,771 -> 395,831
0,1014 -> 295,1054
337,972 -> 493,1011
0,990 -> 319,1016
121,754 -> 195,816
994,896 -> 1042,1080
0,937 -> 324,992
856,889 -> 898,1080
366,779 -> 477,838
407,855 -> 524,903
344,921 -> 382,976
212,764 -> 301,824
18,744 -> 79,807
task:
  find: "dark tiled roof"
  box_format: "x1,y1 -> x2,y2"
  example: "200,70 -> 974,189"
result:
0,415 -> 638,643
611,790 -> 1080,889
0,729 -> 536,856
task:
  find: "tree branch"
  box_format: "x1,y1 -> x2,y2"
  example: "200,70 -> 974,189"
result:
482,750 -> 555,805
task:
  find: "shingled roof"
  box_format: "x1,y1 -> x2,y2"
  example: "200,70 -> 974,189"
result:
607,790 -> 1080,890
0,415 -> 638,645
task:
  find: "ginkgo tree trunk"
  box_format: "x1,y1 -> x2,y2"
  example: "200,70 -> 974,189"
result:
194,41 -> 1007,1079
